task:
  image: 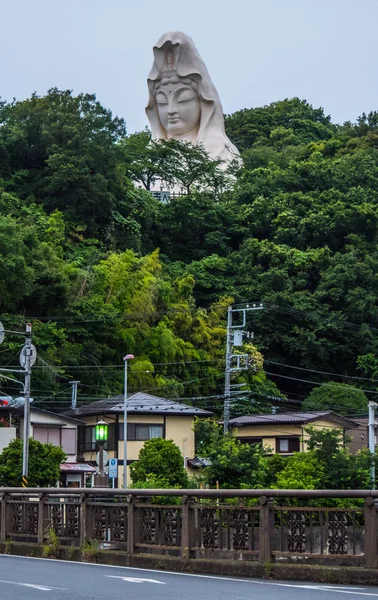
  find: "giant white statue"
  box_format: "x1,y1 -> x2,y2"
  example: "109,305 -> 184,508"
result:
146,31 -> 240,167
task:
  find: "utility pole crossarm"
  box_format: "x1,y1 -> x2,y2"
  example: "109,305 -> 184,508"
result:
223,303 -> 263,434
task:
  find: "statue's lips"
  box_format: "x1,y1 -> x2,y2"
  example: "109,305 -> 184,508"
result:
168,117 -> 180,123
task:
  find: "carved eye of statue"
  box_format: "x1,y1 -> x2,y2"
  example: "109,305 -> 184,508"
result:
176,89 -> 197,103
156,92 -> 168,105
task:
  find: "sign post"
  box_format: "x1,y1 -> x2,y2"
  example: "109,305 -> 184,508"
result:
108,457 -> 118,489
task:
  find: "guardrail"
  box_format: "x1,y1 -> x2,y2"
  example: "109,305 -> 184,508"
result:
0,488 -> 377,567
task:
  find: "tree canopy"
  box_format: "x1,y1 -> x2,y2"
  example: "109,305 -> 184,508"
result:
0,88 -> 377,420
0,438 -> 66,487
302,383 -> 369,416
129,438 -> 188,488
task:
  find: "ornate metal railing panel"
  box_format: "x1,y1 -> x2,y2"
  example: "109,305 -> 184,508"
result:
134,503 -> 181,552
86,500 -> 128,543
6,497 -> 39,538
272,507 -> 364,557
46,496 -> 80,540
192,503 -> 260,558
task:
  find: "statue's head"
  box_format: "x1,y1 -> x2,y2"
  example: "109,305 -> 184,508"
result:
146,32 -> 241,166
154,69 -> 201,137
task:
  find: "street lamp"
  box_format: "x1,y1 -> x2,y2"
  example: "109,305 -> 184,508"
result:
95,419 -> 108,487
123,354 -> 134,489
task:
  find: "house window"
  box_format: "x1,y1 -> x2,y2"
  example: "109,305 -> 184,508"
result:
238,437 -> 263,447
277,437 -> 300,453
119,423 -> 164,441
78,423 -> 116,453
61,428 -> 77,455
34,426 -> 61,446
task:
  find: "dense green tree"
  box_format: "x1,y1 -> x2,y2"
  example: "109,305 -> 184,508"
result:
129,438 -> 188,488
302,383 -> 368,416
0,438 -> 66,487
273,427 -> 376,491
193,419 -> 267,488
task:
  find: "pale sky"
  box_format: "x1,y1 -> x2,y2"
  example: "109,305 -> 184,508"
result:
1,0 -> 377,133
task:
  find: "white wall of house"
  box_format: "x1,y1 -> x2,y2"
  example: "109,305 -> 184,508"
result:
0,427 -> 16,452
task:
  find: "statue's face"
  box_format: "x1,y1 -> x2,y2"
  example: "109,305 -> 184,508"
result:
156,80 -> 201,136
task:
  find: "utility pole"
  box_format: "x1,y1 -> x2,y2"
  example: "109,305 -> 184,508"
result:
69,380 -> 80,409
223,303 -> 263,433
224,306 -> 232,434
22,323 -> 34,488
0,321 -> 36,488
368,400 -> 377,489
123,354 -> 134,489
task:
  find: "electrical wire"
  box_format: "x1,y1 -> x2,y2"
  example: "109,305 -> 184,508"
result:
265,360 -> 378,384
264,370 -> 378,396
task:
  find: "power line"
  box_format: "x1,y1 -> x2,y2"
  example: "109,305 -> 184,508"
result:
266,360 -> 378,384
264,370 -> 378,396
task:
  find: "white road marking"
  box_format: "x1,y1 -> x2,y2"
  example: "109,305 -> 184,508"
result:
0,579 -> 65,591
108,575 -> 165,585
0,555 -> 375,595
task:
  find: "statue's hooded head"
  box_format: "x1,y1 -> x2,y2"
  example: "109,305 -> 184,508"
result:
146,31 -> 240,165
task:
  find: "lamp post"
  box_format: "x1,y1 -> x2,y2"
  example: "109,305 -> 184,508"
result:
123,354 -> 134,489
95,420 -> 108,488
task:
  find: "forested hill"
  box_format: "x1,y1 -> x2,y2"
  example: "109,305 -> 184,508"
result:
0,90 -> 377,415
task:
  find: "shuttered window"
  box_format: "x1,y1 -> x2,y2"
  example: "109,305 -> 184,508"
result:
61,428 -> 77,455
33,427 -> 61,446
34,427 -> 48,444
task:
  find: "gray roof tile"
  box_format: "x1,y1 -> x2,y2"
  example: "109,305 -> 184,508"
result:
64,391 -> 212,418
228,411 -> 359,429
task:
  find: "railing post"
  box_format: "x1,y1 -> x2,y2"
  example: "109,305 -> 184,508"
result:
127,495 -> 134,554
181,495 -> 191,559
364,497 -> 377,568
259,495 -> 273,564
0,492 -> 6,542
80,493 -> 87,547
37,493 -> 46,544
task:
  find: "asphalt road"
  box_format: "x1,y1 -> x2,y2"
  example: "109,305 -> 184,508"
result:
0,555 -> 378,600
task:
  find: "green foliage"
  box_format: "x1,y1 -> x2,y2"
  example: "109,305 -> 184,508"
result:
43,526 -> 60,558
194,419 -> 267,488
271,427 -> 377,492
204,434 -> 268,488
0,87 -> 378,422
0,438 -> 66,487
80,539 -> 99,562
274,452 -> 325,489
129,438 -> 188,488
302,383 -> 368,416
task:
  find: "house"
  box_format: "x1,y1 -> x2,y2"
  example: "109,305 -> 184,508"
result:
346,417 -> 374,455
229,411 -> 359,454
65,391 -> 212,485
19,407 -> 95,487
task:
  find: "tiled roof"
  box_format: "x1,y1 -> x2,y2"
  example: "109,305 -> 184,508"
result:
60,463 -> 96,473
64,391 -> 212,418
228,411 -> 359,429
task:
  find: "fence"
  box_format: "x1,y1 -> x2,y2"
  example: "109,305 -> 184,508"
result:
0,488 -> 377,568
